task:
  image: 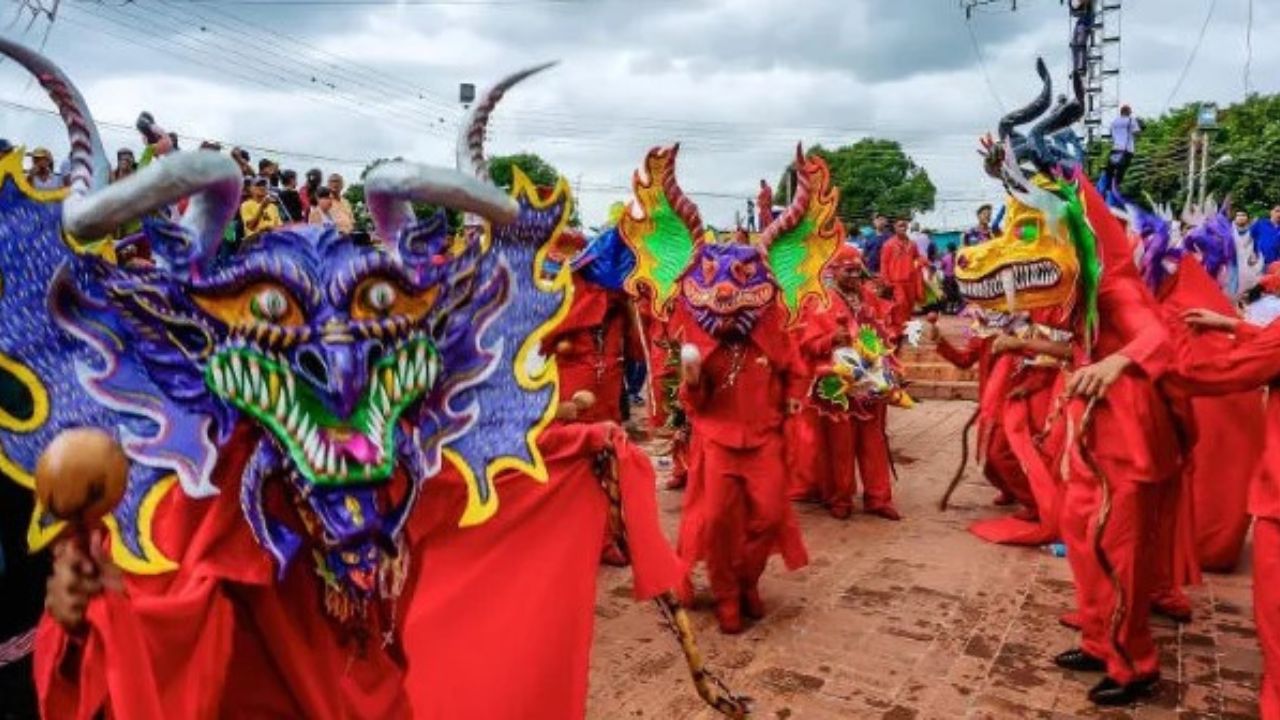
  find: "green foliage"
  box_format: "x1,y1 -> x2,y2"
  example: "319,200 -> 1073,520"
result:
1108,93 -> 1280,217
487,152 -> 561,191
778,140 -> 936,227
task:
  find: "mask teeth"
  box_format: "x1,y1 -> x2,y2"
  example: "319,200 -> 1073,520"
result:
1001,267 -> 1018,312
210,341 -> 439,482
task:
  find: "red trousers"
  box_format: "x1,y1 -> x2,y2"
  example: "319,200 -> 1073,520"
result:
678,433 -> 807,602
1189,393 -> 1263,571
809,406 -> 893,512
984,427 -> 1035,509
1258,518 -> 1280,720
888,283 -> 915,330
1061,472 -> 1161,685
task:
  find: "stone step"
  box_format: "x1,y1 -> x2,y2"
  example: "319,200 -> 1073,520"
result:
907,380 -> 980,402
902,362 -> 978,383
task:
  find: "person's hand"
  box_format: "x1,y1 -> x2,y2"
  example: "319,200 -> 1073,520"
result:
680,344 -> 701,386
1182,308 -> 1239,332
45,529 -> 120,632
991,334 -> 1026,356
554,401 -> 579,422
921,313 -> 941,343
1066,354 -> 1132,398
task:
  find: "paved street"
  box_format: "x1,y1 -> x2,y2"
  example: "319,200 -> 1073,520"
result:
586,400 -> 1262,719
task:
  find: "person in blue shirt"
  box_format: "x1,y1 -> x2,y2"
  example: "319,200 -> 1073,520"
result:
1251,205 -> 1280,267
864,213 -> 892,273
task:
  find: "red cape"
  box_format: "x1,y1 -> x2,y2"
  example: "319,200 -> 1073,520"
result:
34,423 -> 683,720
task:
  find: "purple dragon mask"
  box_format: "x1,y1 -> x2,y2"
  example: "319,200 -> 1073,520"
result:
0,39 -> 567,621
621,144 -> 842,341
681,241 -> 776,339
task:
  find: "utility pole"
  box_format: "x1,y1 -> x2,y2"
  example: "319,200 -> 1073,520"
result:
1187,103 -> 1220,207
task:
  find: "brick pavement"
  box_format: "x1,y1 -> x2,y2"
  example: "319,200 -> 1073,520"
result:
586,400 -> 1262,719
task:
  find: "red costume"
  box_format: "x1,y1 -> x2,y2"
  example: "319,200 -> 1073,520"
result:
1165,318 -> 1280,720
1154,260 -> 1263,573
879,234 -> 924,330
795,247 -> 899,517
935,315 -> 1068,546
675,304 -> 809,628
34,424 -> 684,720
543,276 -> 644,424
1061,180 -> 1184,688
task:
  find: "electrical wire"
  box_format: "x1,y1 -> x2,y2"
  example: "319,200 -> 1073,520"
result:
1244,0 -> 1254,96
962,11 -> 1006,114
1163,0 -> 1219,110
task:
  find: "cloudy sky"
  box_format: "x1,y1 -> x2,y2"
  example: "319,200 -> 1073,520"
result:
1,0 -> 1275,230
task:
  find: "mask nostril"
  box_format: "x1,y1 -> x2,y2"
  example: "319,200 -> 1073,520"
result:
298,348 -> 329,388
366,341 -> 386,377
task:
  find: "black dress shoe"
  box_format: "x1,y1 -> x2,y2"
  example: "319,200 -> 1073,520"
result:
1088,675 -> 1160,706
1053,648 -> 1106,672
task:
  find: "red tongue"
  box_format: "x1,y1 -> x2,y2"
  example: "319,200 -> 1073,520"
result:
322,430 -> 382,465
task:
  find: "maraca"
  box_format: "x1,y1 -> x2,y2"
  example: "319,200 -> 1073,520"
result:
35,428 -> 128,525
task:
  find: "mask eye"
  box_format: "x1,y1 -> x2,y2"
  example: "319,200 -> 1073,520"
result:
251,287 -> 289,322
365,281 -> 397,314
731,261 -> 754,285
341,551 -> 359,565
193,282 -> 304,328
701,257 -> 717,284
350,277 -> 440,323
1017,222 -> 1040,244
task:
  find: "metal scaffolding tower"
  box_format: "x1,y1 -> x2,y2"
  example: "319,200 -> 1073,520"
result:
1081,1 -> 1123,145
961,0 -> 1123,145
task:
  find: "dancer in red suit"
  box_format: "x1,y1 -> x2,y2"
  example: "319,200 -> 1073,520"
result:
953,60 -> 1182,701
928,307 -> 1070,545
619,145 -> 839,634
797,245 -> 903,520
1163,306 -> 1280,720
879,218 -> 925,331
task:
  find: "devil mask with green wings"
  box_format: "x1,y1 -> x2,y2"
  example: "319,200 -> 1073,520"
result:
620,144 -> 841,339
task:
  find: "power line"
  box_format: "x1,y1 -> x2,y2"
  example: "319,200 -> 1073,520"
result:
962,11 -> 1006,114
1244,0 -> 1255,95
0,96 -> 369,169
148,0 -> 464,116
170,0 -> 606,5
67,1 -> 455,133
1163,0 -> 1219,110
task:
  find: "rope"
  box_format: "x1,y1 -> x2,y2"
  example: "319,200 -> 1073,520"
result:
939,406 -> 980,511
1076,396 -> 1135,673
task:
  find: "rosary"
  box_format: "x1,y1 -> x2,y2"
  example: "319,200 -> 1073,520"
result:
721,342 -> 747,389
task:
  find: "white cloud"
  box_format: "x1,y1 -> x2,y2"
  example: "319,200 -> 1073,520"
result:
2,0 -> 1276,231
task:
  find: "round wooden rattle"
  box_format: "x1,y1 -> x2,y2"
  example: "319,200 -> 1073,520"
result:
35,428 -> 128,525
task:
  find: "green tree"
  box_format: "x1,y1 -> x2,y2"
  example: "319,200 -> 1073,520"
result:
1111,93 -> 1280,217
487,152 -> 561,192
778,140 -> 936,228
346,153 -> 566,232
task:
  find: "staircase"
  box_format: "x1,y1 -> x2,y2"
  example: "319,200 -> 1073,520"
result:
900,316 -> 979,402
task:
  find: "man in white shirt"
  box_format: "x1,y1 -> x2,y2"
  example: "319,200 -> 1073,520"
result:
1107,105 -> 1141,187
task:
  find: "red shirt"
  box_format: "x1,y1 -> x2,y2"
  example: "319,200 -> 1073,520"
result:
880,236 -> 924,299
676,305 -> 805,449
